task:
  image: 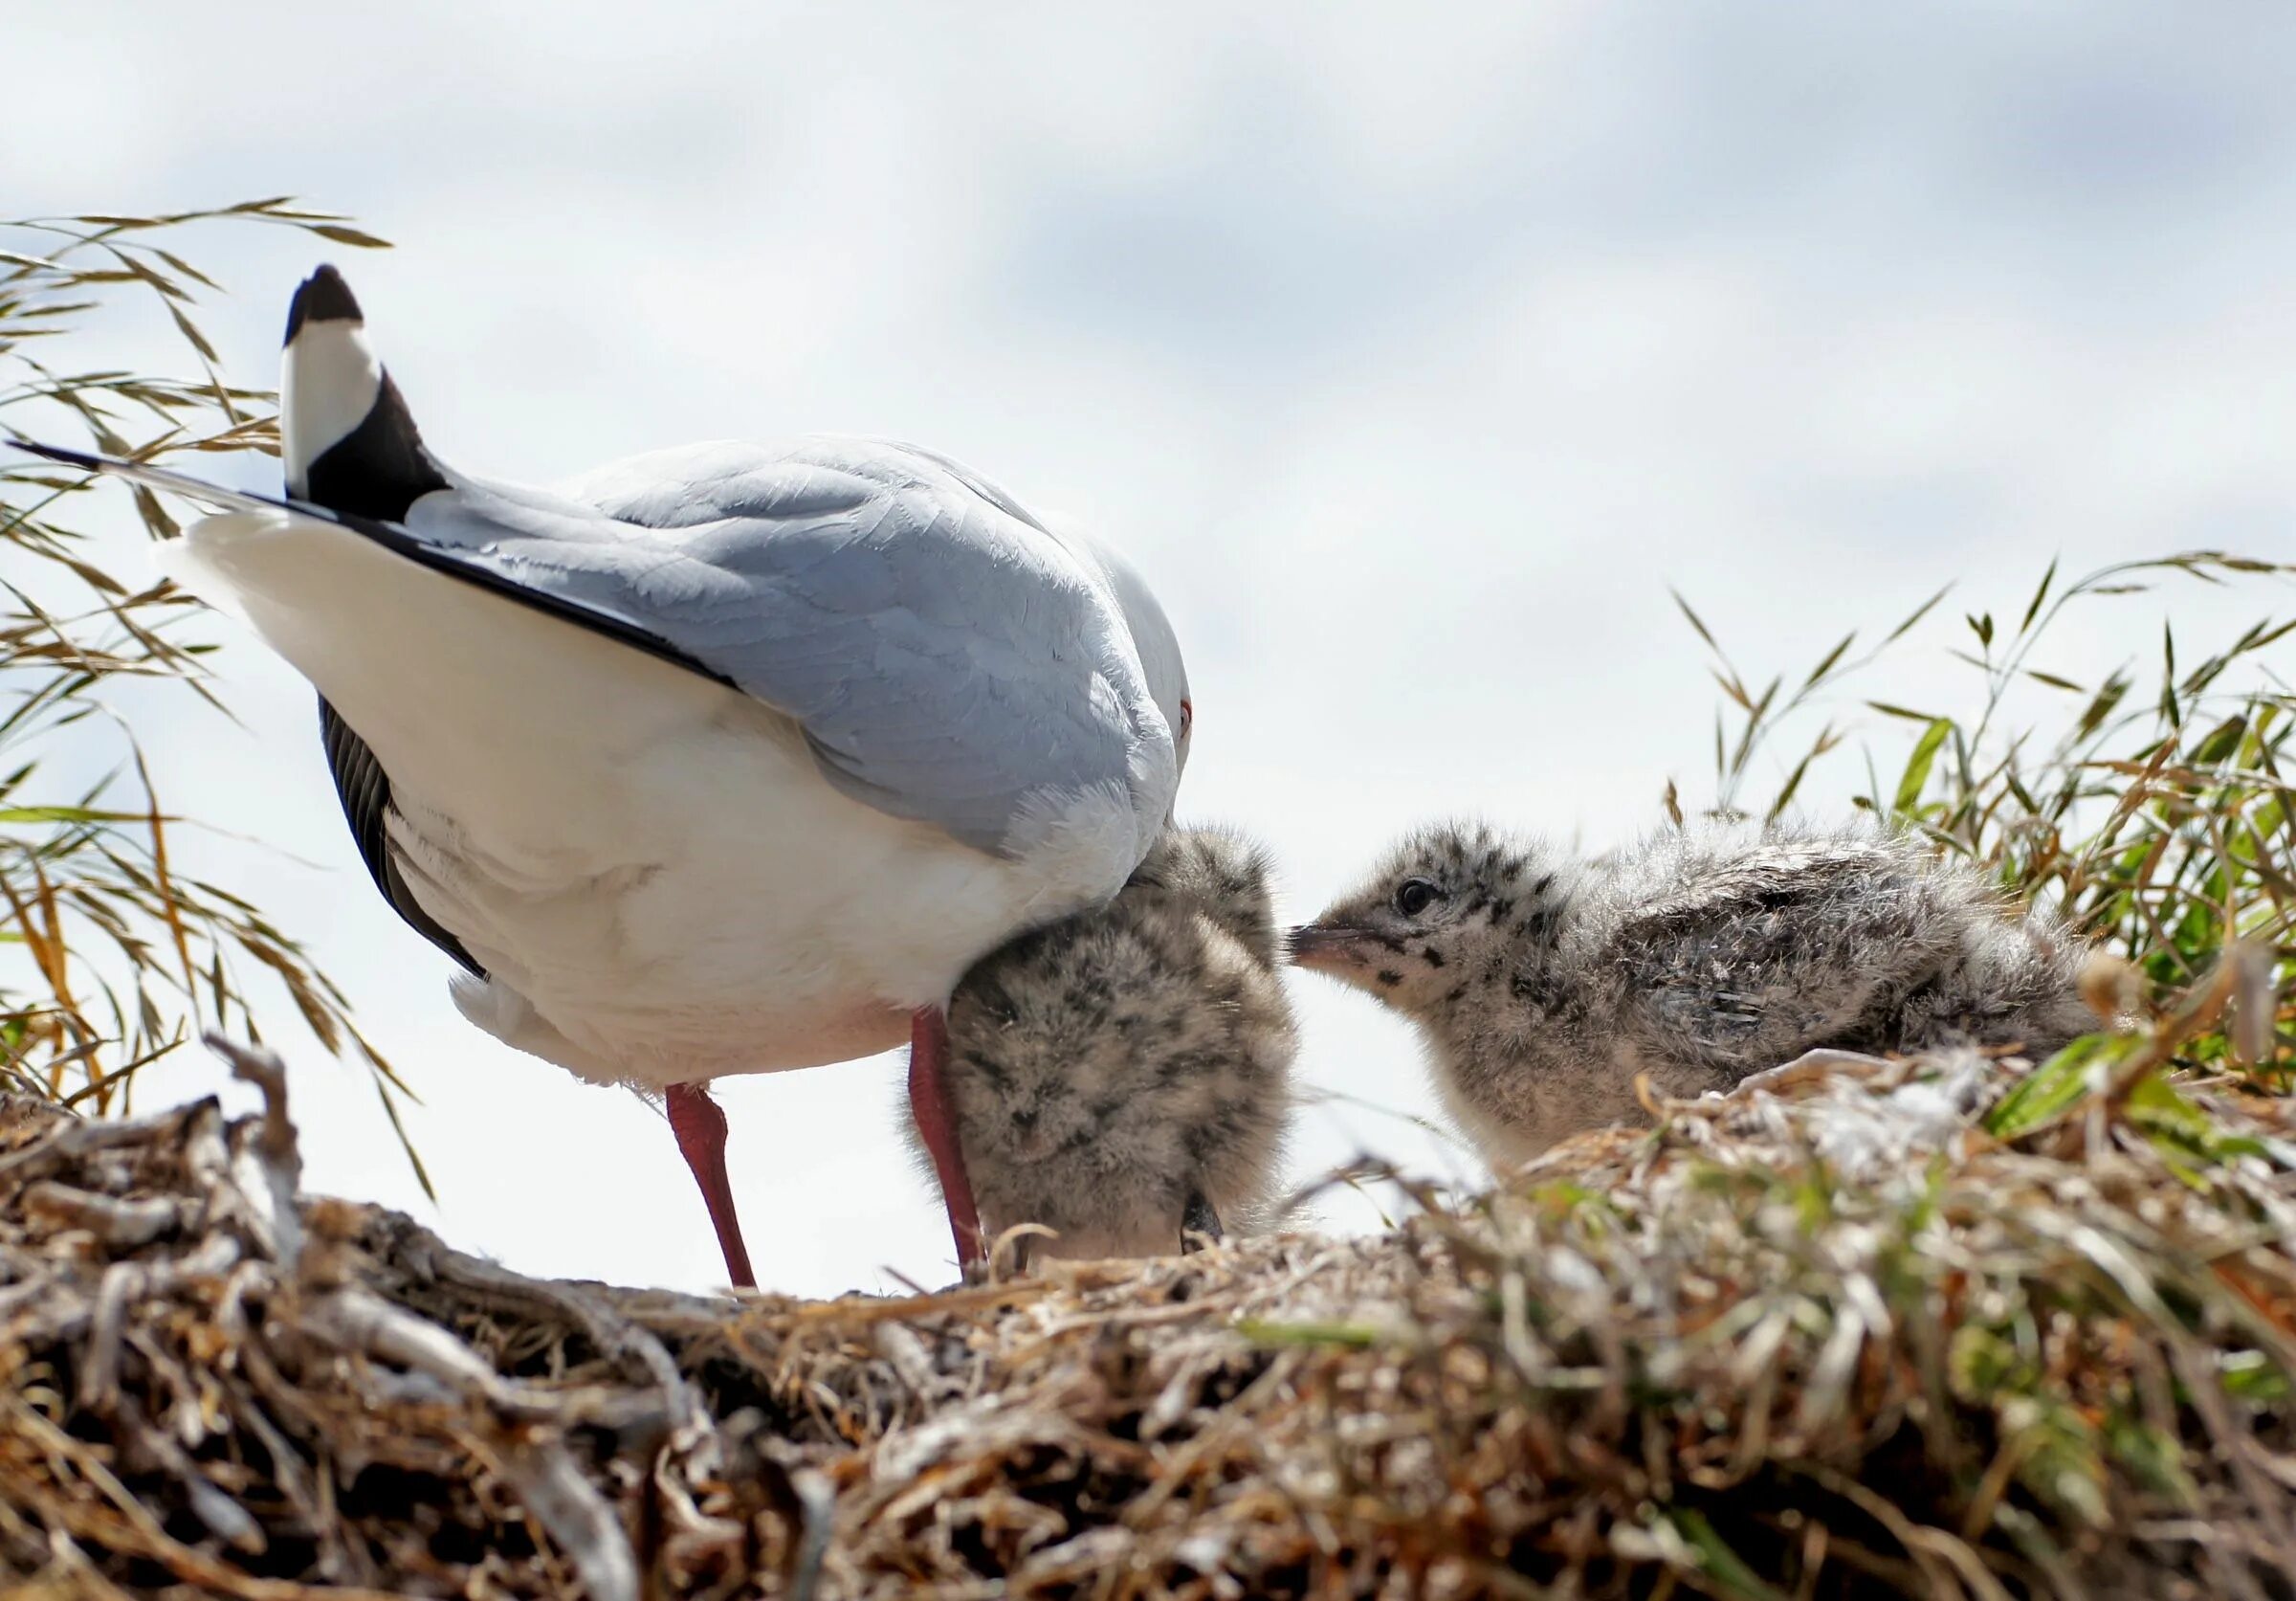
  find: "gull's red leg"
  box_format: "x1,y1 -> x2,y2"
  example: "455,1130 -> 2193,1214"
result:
907,1007 -> 983,1273
665,1081 -> 756,1289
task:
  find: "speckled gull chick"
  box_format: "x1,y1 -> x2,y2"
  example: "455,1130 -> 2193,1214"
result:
1292,818 -> 2093,1168
916,824 -> 1296,1270
10,266 -> 1191,1288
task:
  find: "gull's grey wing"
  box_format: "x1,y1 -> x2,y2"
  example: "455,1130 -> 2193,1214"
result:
1598,838 -> 1963,1069
317,696 -> 484,976
11,434 -> 1178,859
411,438 -> 1177,857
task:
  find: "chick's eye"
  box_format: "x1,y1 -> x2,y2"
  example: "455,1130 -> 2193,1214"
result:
1394,878 -> 1440,918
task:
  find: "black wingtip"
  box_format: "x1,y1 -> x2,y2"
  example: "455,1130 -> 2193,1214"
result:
5,437 -> 105,473
284,264 -> 363,346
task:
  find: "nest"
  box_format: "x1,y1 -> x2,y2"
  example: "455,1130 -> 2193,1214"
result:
3,1035 -> 2293,1601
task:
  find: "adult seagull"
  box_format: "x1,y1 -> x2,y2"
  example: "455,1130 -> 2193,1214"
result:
12,266 -> 1191,1288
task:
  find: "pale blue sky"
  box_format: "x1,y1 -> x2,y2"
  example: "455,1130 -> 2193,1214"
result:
8,3 -> 2293,1295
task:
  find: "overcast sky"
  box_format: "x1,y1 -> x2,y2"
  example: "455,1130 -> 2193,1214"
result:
9,3 -> 2294,1297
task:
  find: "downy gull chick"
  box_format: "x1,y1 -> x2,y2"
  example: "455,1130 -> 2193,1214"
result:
1292,818 -> 2093,1168
918,824 -> 1295,1268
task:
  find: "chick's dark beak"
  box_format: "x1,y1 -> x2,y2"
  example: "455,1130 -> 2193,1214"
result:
1287,922 -> 1370,972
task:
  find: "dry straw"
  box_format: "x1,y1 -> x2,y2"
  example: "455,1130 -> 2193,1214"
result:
2,1004 -> 2292,1599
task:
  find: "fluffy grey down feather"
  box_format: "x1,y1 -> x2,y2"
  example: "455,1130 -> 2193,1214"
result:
911,824 -> 1297,1264
1301,817 -> 2096,1167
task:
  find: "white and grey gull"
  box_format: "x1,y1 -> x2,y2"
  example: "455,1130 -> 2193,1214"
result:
11,266 -> 1192,1287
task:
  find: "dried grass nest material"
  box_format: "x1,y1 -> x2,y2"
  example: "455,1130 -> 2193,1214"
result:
2,1038 -> 2293,1601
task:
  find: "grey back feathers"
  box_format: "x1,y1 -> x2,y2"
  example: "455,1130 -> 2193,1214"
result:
525,438 -> 1185,858
1300,817 -> 2096,1167
918,824 -> 1297,1264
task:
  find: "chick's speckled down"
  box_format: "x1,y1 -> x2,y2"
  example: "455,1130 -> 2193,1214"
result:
918,824 -> 1297,1264
1298,818 -> 2097,1167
